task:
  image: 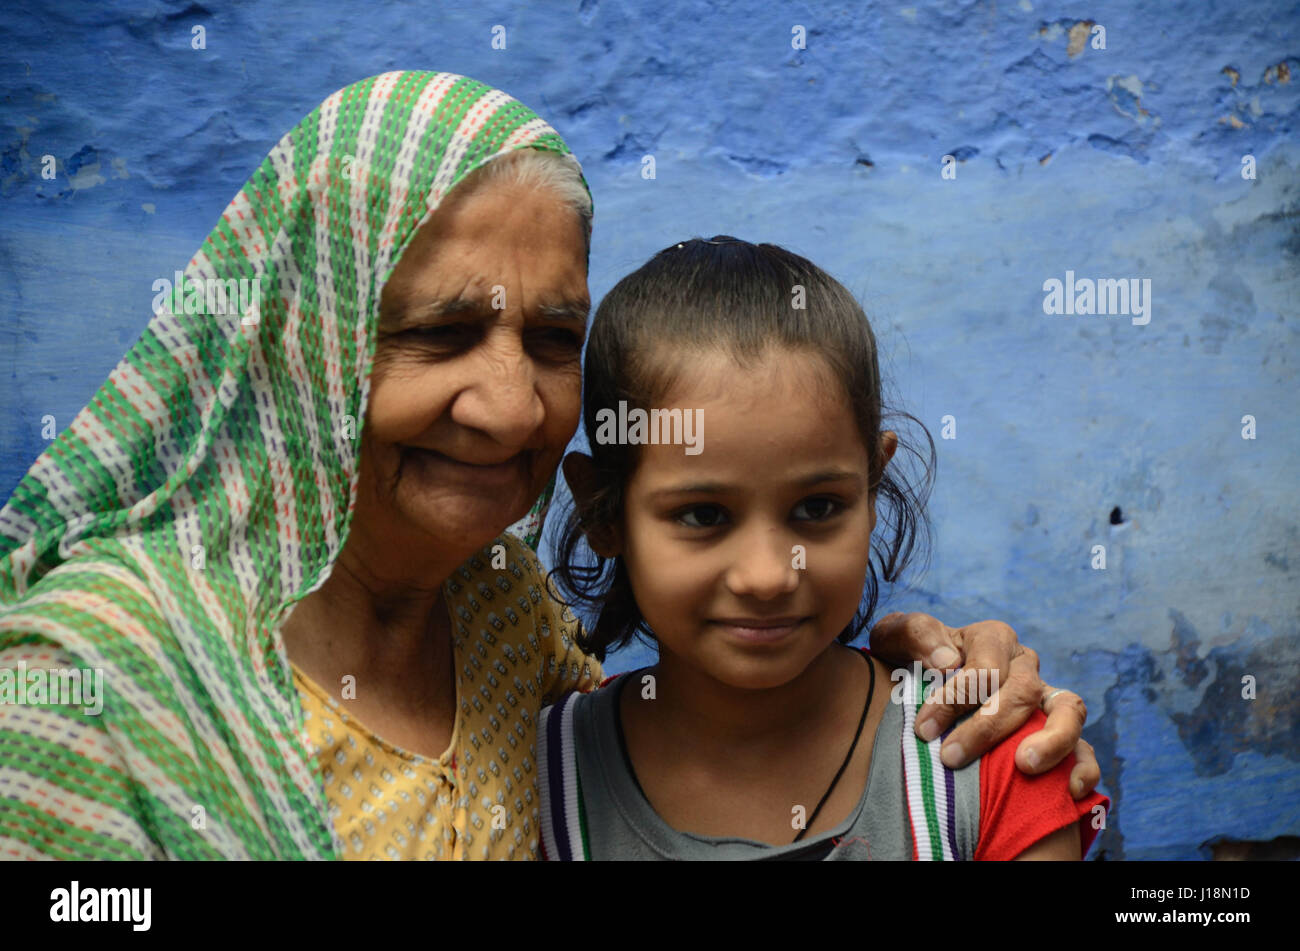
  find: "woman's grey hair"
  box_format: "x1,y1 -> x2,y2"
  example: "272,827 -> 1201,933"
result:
462,148 -> 594,260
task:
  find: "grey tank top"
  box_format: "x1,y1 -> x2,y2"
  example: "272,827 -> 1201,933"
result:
566,664 -> 982,860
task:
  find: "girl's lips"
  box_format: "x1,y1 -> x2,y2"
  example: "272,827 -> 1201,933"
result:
711,617 -> 808,644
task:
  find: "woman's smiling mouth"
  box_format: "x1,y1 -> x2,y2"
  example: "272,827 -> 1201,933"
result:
402,446 -> 528,485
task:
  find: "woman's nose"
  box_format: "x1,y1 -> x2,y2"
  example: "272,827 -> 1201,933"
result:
723,528 -> 801,601
452,333 -> 546,445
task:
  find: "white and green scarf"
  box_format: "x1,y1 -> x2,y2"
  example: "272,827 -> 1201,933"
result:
0,71 -> 590,859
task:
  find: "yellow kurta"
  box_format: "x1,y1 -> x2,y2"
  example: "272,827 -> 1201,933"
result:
293,534 -> 602,860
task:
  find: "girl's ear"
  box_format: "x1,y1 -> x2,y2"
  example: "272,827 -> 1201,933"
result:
562,451 -> 622,558
880,430 -> 899,468
869,431 -> 899,496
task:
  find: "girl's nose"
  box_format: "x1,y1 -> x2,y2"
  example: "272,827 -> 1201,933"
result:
723,530 -> 801,601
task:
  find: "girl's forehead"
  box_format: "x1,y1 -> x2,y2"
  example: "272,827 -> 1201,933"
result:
659,347 -> 841,407
629,408 -> 872,495
626,354 -> 870,484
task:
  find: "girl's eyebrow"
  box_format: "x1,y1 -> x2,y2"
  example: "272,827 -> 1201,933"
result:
649,481 -> 728,499
796,468 -> 866,488
649,469 -> 865,499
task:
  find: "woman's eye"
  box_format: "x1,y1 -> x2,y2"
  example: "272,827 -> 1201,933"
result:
793,497 -> 841,521
527,328 -> 583,354
407,324 -> 474,344
676,505 -> 727,529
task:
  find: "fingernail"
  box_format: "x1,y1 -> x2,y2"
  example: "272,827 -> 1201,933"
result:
1024,747 -> 1040,770
918,718 -> 940,742
929,646 -> 959,668
940,742 -> 965,768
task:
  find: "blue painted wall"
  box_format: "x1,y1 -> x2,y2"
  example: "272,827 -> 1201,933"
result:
1,1 -> 1296,859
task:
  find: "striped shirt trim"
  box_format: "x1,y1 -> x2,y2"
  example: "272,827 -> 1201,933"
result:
539,691 -> 590,861
900,667 -> 961,860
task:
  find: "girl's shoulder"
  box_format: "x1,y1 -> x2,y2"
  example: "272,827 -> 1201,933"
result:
967,707 -> 1110,859
872,654 -> 1109,859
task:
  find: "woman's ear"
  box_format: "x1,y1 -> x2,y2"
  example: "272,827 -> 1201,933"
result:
562,452 -> 622,558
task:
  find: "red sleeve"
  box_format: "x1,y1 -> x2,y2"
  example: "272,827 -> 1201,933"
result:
973,708 -> 1109,860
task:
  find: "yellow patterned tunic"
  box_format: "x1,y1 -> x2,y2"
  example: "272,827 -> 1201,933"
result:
293,534 -> 601,860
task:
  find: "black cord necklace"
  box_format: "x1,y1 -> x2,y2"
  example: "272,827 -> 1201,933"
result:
792,649 -> 875,843
613,649 -> 877,844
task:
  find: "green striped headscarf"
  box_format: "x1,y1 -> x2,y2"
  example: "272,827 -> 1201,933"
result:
0,71 -> 591,859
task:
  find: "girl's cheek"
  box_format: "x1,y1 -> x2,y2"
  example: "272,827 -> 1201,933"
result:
634,535 -> 693,593
802,525 -> 871,584
627,526 -> 709,603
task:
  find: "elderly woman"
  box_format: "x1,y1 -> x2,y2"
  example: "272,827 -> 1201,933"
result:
0,71 -> 1097,859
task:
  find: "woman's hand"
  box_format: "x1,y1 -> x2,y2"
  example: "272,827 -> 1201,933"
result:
868,612 -> 1101,800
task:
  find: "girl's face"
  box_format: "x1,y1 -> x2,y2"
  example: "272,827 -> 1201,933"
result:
612,347 -> 897,691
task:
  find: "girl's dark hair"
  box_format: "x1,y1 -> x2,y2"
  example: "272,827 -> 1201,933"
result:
548,236 -> 935,662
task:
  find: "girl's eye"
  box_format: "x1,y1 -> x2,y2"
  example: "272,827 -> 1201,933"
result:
793,497 -> 842,521
676,505 -> 727,529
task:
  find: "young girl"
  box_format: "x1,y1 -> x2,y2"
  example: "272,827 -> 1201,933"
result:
540,236 -> 1107,860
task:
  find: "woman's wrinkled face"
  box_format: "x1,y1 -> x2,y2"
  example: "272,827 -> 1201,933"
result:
359,176 -> 589,557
